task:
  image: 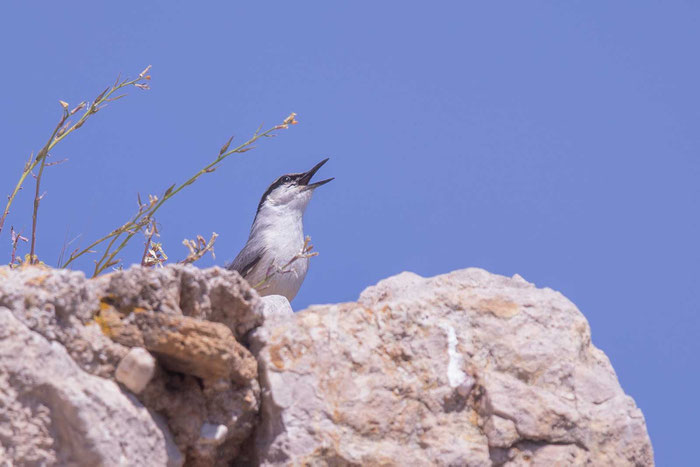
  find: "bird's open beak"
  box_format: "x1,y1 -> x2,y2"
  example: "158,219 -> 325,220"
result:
299,158 -> 334,189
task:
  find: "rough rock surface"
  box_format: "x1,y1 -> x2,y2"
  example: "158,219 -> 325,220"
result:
94,264 -> 262,341
98,305 -> 256,384
252,269 -> 654,466
0,265 -> 653,466
0,265 -> 129,378
0,308 -> 182,466
0,264 -> 263,466
249,295 -> 295,355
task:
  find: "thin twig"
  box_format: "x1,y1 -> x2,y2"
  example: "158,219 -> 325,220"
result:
63,113 -> 298,276
29,146 -> 51,263
140,218 -> 158,266
57,228 -> 81,268
178,232 -> 218,264
0,65 -> 151,242
254,235 -> 318,290
10,227 -> 28,267
140,219 -> 167,269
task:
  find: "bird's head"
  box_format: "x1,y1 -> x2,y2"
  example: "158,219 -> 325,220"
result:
256,158 -> 333,216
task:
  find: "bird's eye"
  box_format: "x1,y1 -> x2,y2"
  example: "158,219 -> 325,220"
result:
283,176 -> 291,183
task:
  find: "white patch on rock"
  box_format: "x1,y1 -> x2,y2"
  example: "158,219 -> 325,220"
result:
115,347 -> 156,394
199,423 -> 229,446
440,322 -> 467,388
260,294 -> 294,318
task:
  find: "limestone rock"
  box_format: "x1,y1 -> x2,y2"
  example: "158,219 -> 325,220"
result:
252,268 -> 654,466
0,266 -> 129,377
199,423 -> 230,446
0,307 -> 183,466
137,369 -> 260,466
249,295 -> 295,355
0,264 -> 263,466
116,347 -> 157,394
91,265 -> 263,465
98,306 -> 256,384
93,264 -> 263,340
259,295 -> 294,320
0,264 -> 653,466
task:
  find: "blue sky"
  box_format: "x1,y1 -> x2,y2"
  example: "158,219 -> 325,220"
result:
1,2 -> 697,464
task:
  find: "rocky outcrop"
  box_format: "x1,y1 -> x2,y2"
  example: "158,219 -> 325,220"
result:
0,265 -> 262,466
0,265 -> 654,466
250,269 -> 654,466
0,307 -> 181,466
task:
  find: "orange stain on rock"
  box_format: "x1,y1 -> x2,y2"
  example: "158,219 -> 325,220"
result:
477,298 -> 520,319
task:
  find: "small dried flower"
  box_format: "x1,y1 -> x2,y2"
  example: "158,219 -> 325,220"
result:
283,112 -> 298,125
139,65 -> 152,78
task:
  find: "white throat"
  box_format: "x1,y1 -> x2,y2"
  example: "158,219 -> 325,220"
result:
251,201 -> 306,242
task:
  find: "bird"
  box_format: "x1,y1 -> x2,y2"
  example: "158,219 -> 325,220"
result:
227,158 -> 333,302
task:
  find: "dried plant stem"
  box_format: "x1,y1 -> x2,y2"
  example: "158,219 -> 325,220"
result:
0,65 -> 151,250
253,235 -> 318,290
179,233 -> 218,264
63,115 -> 297,277
10,227 -> 28,267
0,154 -> 31,236
140,219 -> 158,266
56,228 -> 79,269
29,153 -> 49,263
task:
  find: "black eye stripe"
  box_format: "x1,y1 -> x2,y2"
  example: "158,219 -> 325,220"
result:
257,178 -> 285,212
256,173 -> 300,214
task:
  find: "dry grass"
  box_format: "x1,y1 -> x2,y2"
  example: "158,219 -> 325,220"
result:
253,235 -> 318,291
1,66 -> 152,264
4,66 -> 299,275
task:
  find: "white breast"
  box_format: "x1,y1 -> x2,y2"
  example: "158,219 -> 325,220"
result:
246,202 -> 309,301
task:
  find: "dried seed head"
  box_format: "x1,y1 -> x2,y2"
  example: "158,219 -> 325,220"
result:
139,65 -> 152,78
283,112 -> 298,125
219,136 -> 234,155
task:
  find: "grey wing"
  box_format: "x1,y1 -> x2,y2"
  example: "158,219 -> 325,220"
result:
227,243 -> 265,279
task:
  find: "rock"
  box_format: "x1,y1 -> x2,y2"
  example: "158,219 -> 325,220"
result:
93,264 -> 263,341
483,415 -> 519,448
252,268 -> 653,466
249,295 -> 295,355
199,423 -> 230,446
137,370 -> 260,466
259,295 -> 294,319
91,266 -> 263,465
98,305 -> 257,384
0,307 -> 183,466
116,347 -> 157,394
0,264 -> 653,466
0,264 -> 263,466
0,266 -> 129,378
